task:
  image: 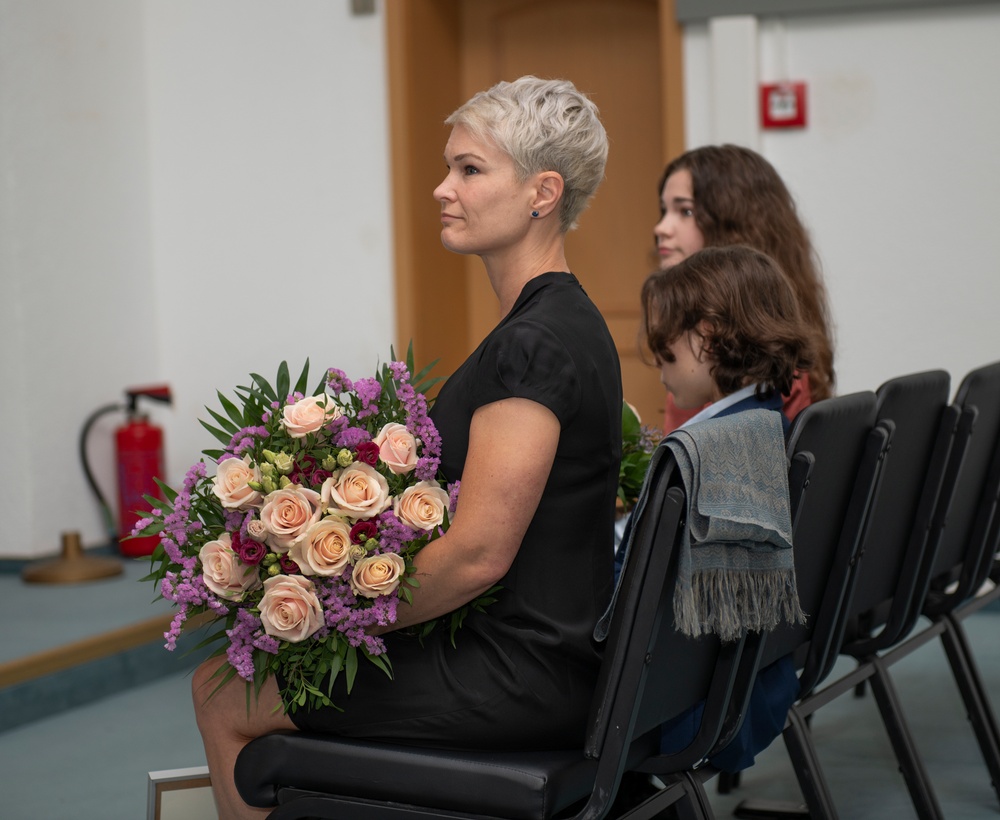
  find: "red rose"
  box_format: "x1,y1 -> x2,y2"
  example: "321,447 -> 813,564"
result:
232,531 -> 266,566
355,441 -> 380,466
350,520 -> 378,544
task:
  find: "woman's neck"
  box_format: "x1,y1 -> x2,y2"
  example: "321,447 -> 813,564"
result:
482,238 -> 569,318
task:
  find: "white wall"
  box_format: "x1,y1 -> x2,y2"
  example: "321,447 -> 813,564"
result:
0,1 -> 155,559
144,0 -> 393,515
1,0 -> 392,558
683,3 -> 1000,397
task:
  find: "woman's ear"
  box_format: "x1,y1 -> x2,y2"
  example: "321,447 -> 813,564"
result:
530,171 -> 564,219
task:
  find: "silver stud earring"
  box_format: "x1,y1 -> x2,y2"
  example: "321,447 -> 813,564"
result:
531,210 -> 539,218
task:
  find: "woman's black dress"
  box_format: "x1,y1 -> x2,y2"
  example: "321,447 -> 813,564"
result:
288,272 -> 622,750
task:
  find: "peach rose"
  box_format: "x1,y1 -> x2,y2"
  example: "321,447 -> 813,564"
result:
245,518 -> 269,543
198,533 -> 262,601
212,456 -> 263,510
394,481 -> 449,531
258,574 -> 324,643
321,463 -> 391,521
374,422 -> 418,475
281,394 -> 342,438
259,485 -> 323,552
350,552 -> 406,599
289,518 -> 353,577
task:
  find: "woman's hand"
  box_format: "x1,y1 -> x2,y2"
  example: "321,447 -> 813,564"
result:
376,396 -> 559,632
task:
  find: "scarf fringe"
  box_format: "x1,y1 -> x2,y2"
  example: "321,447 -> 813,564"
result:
674,567 -> 807,642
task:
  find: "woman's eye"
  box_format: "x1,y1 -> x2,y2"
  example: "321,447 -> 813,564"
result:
464,165 -> 480,175
681,207 -> 694,217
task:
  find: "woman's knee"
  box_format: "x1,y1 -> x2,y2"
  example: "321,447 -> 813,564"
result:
192,656 -> 226,699
192,656 -> 296,740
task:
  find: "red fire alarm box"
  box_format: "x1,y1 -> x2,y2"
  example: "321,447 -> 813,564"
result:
760,82 -> 807,129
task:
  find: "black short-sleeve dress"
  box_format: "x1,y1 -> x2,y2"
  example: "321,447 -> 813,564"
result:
288,272 -> 622,750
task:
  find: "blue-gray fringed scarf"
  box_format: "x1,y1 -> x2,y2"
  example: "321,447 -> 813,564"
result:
595,408 -> 805,644
666,410 -> 805,641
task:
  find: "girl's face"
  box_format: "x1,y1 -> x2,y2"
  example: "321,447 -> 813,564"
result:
432,124 -> 533,258
653,169 -> 705,270
657,328 -> 719,409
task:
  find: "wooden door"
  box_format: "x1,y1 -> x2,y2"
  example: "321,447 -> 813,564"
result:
386,0 -> 683,430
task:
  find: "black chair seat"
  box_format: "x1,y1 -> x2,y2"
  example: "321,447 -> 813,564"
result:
236,729 -> 636,819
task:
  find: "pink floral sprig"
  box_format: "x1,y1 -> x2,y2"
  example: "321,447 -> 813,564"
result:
222,425 -> 269,460
326,368 -> 353,395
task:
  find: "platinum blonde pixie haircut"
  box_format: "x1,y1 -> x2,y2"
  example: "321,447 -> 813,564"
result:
446,76 -> 608,232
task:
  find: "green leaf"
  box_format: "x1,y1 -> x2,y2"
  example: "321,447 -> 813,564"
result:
153,477 -> 179,503
344,645 -> 358,693
205,407 -> 239,436
312,371 -> 328,397
325,647 -> 345,698
365,651 -> 393,680
622,399 -> 642,441
140,493 -> 173,515
275,361 -> 290,401
293,359 -> 310,396
131,518 -> 163,537
214,390 -> 246,429
199,418 -> 235,447
248,372 -> 277,403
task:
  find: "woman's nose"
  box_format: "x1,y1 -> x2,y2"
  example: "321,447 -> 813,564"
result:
654,213 -> 671,238
433,174 -> 453,203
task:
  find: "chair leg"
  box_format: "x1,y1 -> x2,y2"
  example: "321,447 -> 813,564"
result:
869,658 -> 944,820
616,775 -> 705,820
716,771 -> 740,794
940,614 -> 1000,806
733,709 -> 834,820
674,771 -> 715,820
782,708 -> 840,820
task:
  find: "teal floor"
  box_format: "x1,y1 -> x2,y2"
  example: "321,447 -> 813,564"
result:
1,556 -> 997,819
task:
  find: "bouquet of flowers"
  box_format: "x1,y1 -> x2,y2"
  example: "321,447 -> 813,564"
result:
138,350 -> 476,713
617,400 -> 662,514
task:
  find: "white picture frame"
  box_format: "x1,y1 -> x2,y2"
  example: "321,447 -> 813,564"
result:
147,766 -> 214,820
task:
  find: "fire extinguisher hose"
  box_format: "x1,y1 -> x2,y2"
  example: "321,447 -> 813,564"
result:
79,402 -> 125,543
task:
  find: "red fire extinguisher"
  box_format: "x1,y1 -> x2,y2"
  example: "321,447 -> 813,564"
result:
80,385 -> 172,557
117,386 -> 172,556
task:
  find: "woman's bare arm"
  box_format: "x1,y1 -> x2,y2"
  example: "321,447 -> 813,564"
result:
378,396 -> 559,632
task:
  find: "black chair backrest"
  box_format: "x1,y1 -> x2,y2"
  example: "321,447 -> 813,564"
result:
924,360 -> 1000,615
843,370 -> 958,655
586,448 -> 751,776
760,391 -> 888,696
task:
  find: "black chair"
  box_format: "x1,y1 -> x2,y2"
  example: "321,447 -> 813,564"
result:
735,363 -> 1000,819
727,391 -> 894,820
839,362 -> 1000,813
914,361 -> 1000,806
734,372 -> 965,820
234,448 -> 767,820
